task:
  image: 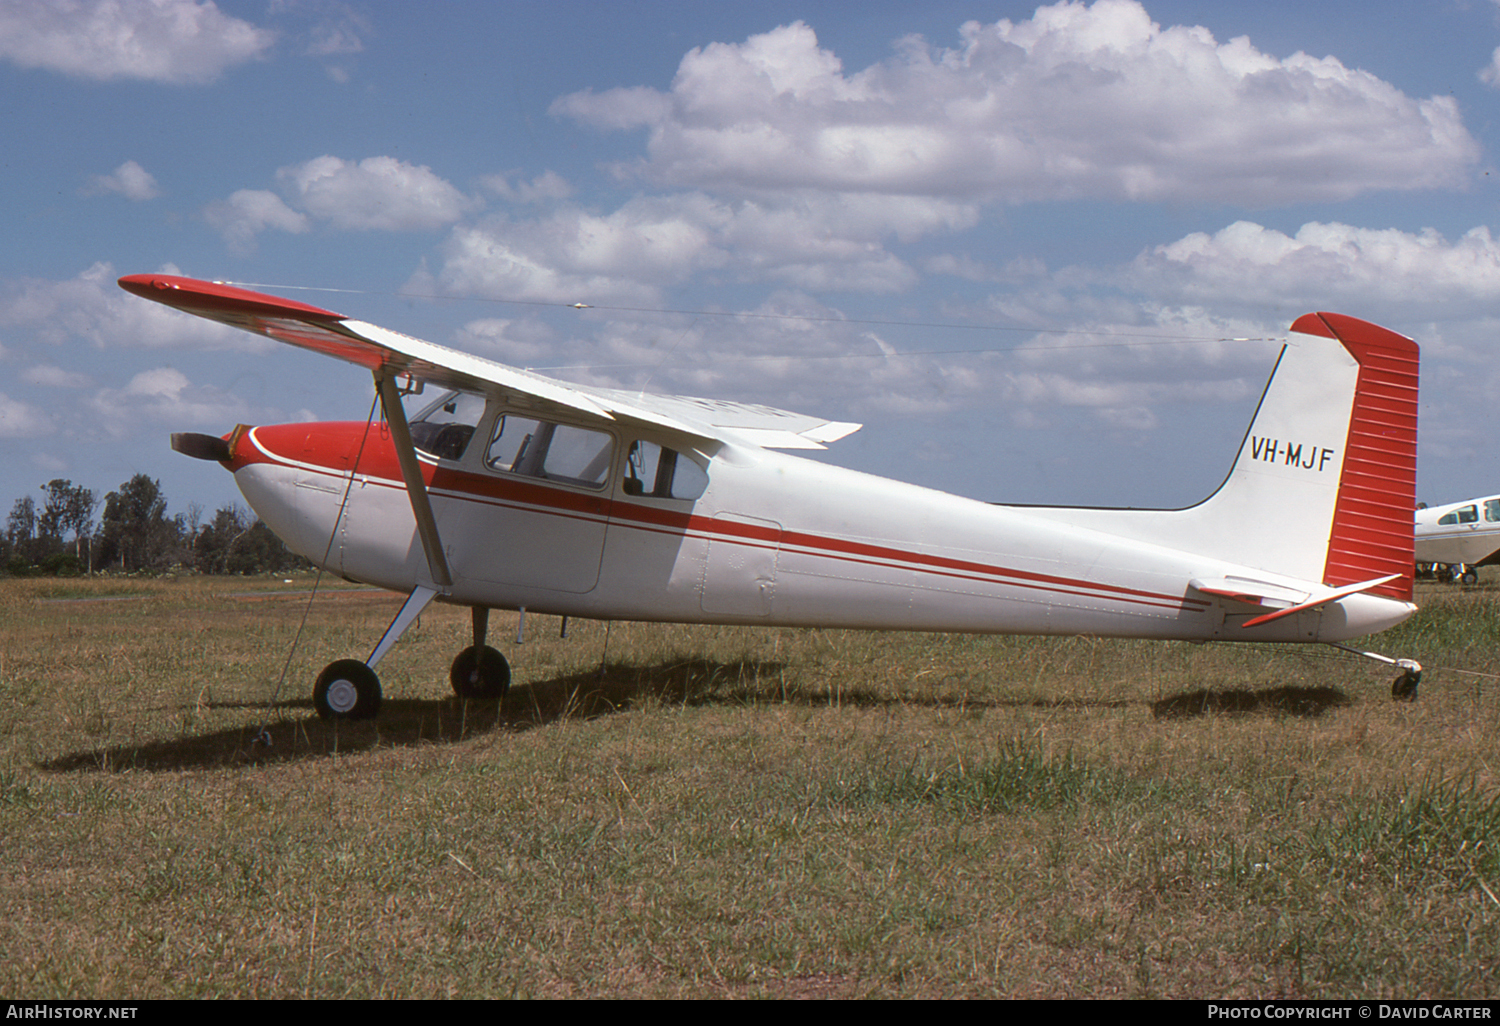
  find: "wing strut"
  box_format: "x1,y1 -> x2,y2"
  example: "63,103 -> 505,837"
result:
375,371 -> 452,590
367,585 -> 439,669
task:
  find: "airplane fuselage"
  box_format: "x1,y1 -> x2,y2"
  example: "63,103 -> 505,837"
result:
227,417 -> 1413,646
1415,494 -> 1500,569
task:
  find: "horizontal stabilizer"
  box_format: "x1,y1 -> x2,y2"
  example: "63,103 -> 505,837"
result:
1191,573 -> 1401,629
1189,576 -> 1311,608
1239,575 -> 1401,628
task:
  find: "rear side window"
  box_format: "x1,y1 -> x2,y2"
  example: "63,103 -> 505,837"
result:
622,441 -> 708,500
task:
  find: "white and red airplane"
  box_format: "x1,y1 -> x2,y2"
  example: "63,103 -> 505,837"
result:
119,273 -> 1424,715
1415,493 -> 1500,583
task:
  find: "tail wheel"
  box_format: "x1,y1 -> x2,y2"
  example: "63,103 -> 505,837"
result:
450,645 -> 511,701
314,659 -> 382,720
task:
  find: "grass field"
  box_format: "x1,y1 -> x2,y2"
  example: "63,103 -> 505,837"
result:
1,573 -> 1496,998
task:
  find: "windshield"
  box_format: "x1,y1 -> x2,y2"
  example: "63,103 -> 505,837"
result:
409,390 -> 486,460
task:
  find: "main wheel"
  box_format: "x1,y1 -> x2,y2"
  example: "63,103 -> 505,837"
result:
1461,568 -> 1479,586
450,645 -> 510,700
314,659 -> 382,720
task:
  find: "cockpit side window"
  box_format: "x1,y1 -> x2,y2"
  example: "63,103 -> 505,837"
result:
485,413 -> 615,489
622,440 -> 709,500
408,390 -> 486,461
1440,504 -> 1479,526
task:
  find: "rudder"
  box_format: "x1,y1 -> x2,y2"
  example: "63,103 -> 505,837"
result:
1289,313 -> 1418,601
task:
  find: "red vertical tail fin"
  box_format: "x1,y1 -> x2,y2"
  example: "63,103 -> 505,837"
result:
1290,313 -> 1419,602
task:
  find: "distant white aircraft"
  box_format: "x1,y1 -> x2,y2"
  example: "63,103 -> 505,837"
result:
1415,494 -> 1500,584
119,274 -> 1425,713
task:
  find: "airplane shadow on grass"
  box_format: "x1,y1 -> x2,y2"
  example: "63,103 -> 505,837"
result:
39,659 -> 1353,772
41,658 -> 787,773
1150,685 -> 1352,719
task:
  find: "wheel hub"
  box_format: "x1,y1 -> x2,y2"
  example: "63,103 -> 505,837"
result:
326,678 -> 359,713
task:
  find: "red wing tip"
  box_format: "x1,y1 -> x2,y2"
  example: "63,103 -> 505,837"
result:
117,274 -> 344,320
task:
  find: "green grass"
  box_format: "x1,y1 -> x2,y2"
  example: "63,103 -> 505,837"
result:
0,573 -> 1496,997
841,735 -> 1166,813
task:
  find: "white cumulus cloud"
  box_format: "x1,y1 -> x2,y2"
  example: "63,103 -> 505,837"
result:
83,160 -> 160,200
480,170 -> 575,204
298,1 -> 368,57
89,366 -> 249,436
203,155 -> 475,251
276,155 -> 477,231
0,392 -> 51,438
22,364 -> 93,388
0,0 -> 274,84
203,189 -> 309,254
1131,220 -> 1500,319
554,1 -> 1478,205
1481,43 -> 1500,87
423,190 -> 974,303
0,262 -> 255,349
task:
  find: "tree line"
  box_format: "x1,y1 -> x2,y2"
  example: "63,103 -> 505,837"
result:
2,474 -> 309,577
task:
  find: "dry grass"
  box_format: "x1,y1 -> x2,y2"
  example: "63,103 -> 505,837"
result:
0,573 -> 1497,998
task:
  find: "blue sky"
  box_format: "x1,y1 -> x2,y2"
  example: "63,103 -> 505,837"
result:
4,0 -> 1500,529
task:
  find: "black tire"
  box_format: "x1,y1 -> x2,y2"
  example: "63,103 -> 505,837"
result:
1391,670 -> 1420,702
314,659 -> 382,720
1461,569 -> 1479,586
450,645 -> 510,701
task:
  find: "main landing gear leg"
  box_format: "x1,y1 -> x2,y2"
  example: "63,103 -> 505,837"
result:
1327,643 -> 1423,702
313,586 -> 439,721
450,605 -> 511,701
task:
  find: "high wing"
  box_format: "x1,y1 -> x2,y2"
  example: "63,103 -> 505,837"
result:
117,274 -> 861,451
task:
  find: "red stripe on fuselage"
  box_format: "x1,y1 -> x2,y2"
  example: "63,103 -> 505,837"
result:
601,495 -> 1207,612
